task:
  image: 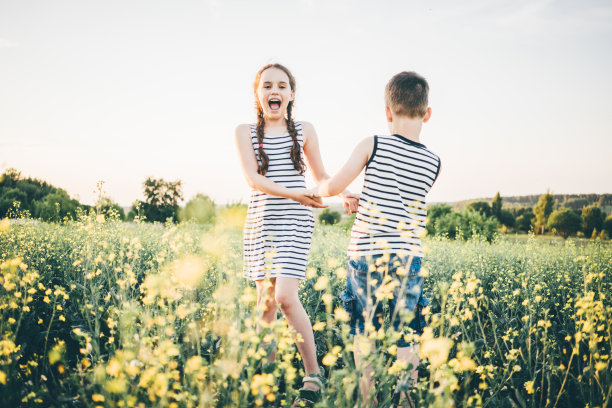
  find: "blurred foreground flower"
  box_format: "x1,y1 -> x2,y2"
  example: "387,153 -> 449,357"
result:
420,328 -> 453,369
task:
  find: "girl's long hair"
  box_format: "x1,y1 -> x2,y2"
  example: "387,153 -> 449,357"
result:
253,63 -> 306,175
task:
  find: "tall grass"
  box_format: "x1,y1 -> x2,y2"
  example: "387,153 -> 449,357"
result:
0,213 -> 610,407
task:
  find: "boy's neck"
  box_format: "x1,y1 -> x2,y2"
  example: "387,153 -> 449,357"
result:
388,116 -> 423,144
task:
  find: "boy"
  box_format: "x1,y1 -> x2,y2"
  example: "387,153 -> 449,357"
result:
312,71 -> 441,406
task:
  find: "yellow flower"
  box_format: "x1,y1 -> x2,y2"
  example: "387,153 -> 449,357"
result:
388,359 -> 407,375
92,394 -> 105,402
306,268 -> 317,279
595,361 -> 607,371
312,321 -> 326,331
82,358 -> 91,369
314,276 -> 329,291
251,373 -> 274,396
215,359 -> 241,379
185,356 -> 202,374
173,256 -> 206,288
106,359 -> 121,377
524,380 -> 534,394
420,329 -> 453,370
449,356 -> 477,372
322,352 -> 337,366
334,307 -> 350,322
0,370 -> 6,385
105,378 -> 127,394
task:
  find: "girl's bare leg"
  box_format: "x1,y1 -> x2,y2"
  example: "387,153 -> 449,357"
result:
255,278 -> 278,361
274,277 -> 320,389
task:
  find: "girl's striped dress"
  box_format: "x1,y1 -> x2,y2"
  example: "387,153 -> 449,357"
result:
243,122 -> 314,281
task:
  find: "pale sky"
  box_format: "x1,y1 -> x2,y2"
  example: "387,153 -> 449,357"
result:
1,0 -> 611,207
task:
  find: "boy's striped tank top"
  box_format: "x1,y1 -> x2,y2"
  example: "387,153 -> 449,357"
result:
348,134 -> 441,258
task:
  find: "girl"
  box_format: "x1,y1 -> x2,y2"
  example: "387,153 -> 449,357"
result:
235,63 -> 357,406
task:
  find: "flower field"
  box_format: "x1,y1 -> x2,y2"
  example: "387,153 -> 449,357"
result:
0,213 -> 610,408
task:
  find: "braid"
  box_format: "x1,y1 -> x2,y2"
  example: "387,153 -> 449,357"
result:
286,103 -> 306,175
256,106 -> 269,175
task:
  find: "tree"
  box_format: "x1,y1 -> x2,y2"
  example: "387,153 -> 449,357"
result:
547,208 -> 581,239
135,177 -> 183,223
429,209 -> 498,242
318,208 -> 341,225
426,203 -> 452,236
498,209 -> 516,229
581,205 -> 605,238
34,191 -> 81,222
1,168 -> 86,220
0,188 -> 28,218
533,191 -> 554,234
428,203 -> 452,219
96,197 -> 125,220
516,209 -> 535,232
466,201 -> 491,217
491,192 -> 502,219
603,215 -> 612,239
179,194 -> 216,224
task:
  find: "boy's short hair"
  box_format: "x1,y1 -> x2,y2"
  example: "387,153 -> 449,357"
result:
385,71 -> 429,118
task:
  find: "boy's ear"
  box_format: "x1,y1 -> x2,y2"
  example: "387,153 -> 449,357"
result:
385,106 -> 393,122
423,107 -> 432,123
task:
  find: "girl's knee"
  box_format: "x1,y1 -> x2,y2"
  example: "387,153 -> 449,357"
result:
274,292 -> 296,309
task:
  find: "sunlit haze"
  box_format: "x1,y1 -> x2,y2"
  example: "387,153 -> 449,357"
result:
1,0 -> 611,207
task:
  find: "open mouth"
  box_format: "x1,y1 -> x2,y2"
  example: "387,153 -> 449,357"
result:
268,99 -> 281,111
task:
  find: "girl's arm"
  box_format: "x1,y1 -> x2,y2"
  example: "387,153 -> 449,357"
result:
316,136 -> 374,197
301,122 -> 331,185
235,124 -> 326,208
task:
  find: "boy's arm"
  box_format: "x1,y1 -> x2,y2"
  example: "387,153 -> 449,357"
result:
316,136 -> 374,197
302,121 -> 356,200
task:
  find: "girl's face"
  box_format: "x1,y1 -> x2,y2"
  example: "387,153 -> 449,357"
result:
256,67 -> 294,120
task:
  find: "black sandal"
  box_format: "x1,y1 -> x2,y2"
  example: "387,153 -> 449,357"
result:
293,372 -> 326,407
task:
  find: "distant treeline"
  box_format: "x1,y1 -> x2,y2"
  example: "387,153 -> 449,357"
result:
430,192 -> 612,240
453,193 -> 612,213
0,169 -> 87,221
2,169 -> 612,240
0,169 -> 222,225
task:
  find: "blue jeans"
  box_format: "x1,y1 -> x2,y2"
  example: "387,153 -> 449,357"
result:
339,254 -> 429,347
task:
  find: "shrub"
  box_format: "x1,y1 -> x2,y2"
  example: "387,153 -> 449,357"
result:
179,194 -> 216,224
547,208 -> 582,239
581,205 -> 605,238
516,209 -> 535,232
318,208 -> 341,225
431,210 -> 498,241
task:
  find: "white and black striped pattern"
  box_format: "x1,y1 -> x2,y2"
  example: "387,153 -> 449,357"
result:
348,134 -> 441,258
243,122 -> 314,281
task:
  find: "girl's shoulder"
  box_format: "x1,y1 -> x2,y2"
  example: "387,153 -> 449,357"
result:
297,121 -> 315,137
234,124 -> 257,144
235,123 -> 256,134
297,120 -> 313,130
